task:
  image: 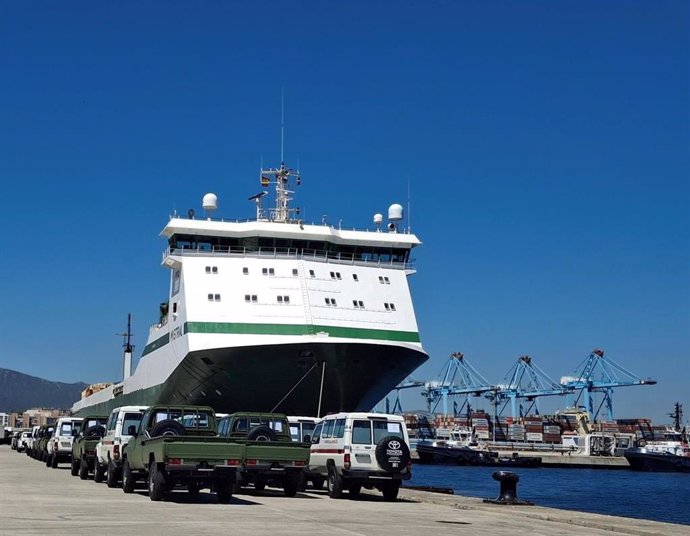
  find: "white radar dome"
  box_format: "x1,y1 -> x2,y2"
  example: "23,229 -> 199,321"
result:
202,193 -> 218,212
388,203 -> 403,221
373,213 -> 383,225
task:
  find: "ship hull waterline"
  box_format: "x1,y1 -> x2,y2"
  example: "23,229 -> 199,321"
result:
73,341 -> 428,417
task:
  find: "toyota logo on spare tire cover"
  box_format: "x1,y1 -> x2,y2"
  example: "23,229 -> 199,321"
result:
375,435 -> 410,472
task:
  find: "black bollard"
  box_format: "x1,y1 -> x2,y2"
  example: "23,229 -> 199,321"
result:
483,470 -> 534,505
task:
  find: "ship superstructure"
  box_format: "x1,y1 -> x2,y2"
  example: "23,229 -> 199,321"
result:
73,162 -> 428,416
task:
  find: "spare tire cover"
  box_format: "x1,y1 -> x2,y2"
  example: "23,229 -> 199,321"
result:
247,425 -> 277,442
150,419 -> 186,438
375,436 -> 410,472
84,425 -> 106,439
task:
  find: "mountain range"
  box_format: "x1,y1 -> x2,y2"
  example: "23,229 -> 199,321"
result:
0,368 -> 88,412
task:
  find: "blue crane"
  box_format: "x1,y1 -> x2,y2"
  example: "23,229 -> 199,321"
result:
490,355 -> 572,418
562,348 -> 657,422
421,352 -> 497,416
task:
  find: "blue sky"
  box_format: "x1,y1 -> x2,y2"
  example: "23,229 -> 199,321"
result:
0,2 -> 687,424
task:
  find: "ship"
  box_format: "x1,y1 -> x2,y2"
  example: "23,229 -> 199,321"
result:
624,403 -> 690,472
72,161 -> 428,417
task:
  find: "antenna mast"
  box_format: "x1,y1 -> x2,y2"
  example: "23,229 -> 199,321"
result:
281,87 -> 285,163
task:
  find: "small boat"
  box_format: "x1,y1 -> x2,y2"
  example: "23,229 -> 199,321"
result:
624,403 -> 690,473
624,448 -> 690,473
416,440 -> 542,467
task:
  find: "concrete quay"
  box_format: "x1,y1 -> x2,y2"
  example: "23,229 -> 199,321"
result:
1,446 -> 684,536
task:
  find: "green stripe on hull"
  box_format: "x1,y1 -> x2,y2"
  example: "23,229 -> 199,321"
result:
141,322 -> 420,356
72,384 -> 165,417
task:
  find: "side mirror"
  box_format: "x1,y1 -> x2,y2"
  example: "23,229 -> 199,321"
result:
72,429 -> 79,437
311,435 -> 320,444
127,425 -> 137,437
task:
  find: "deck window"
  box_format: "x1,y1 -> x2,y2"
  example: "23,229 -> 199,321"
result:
243,267 -> 249,275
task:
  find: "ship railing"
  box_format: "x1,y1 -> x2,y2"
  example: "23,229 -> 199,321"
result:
162,245 -> 415,271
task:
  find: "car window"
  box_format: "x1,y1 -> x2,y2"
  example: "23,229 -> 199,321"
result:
321,419 -> 335,438
123,412 -> 143,434
302,422 -> 316,441
59,423 -> 73,436
289,424 -> 300,442
106,412 -> 117,432
352,420 -> 372,444
333,419 -> 346,438
373,420 -> 403,442
312,422 -> 323,443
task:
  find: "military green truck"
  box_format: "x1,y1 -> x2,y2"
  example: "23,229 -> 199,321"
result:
70,415 -> 108,479
121,405 -> 241,502
217,413 -> 310,497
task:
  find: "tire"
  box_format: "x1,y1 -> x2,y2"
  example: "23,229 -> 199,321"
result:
187,482 -> 200,497
375,436 -> 411,473
51,453 -> 58,469
283,473 -> 300,497
148,463 -> 166,501
327,466 -> 343,499
94,462 -> 105,483
311,476 -> 325,490
106,459 -> 119,488
122,460 -> 135,494
84,425 -> 106,439
79,456 -> 89,480
216,479 -> 233,503
150,419 -> 186,438
71,457 -> 79,477
382,481 -> 400,502
45,452 -> 52,467
348,483 -> 362,499
246,425 -> 277,442
254,478 -> 266,492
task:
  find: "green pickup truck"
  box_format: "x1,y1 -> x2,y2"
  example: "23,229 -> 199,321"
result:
121,405 -> 242,502
218,413 -> 310,497
70,415 -> 108,479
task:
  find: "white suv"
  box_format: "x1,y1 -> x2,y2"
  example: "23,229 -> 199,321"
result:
307,412 -> 411,501
47,417 -> 83,468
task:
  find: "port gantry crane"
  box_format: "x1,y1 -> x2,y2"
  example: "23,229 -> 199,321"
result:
489,355 -> 572,418
421,352 -> 497,416
561,348 -> 656,422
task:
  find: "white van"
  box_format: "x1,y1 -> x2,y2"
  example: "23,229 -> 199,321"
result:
307,412 -> 412,501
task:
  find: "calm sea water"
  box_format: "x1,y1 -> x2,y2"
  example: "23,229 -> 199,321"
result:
408,464 -> 690,526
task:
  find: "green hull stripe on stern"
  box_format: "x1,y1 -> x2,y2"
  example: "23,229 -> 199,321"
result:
141,321 -> 420,358
185,321 -> 421,343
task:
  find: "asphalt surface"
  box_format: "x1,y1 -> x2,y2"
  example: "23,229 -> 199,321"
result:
1,446 -> 684,536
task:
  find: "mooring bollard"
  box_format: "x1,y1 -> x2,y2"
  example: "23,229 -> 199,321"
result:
483,470 -> 534,505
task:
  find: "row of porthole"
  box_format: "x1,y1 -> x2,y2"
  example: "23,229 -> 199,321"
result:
207,293 -> 397,310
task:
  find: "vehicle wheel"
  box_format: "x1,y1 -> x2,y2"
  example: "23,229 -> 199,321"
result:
348,483 -> 362,499
382,481 -> 400,502
106,459 -> 118,488
254,478 -> 266,492
187,482 -> 200,497
283,473 -> 300,497
375,436 -> 410,473
148,463 -> 166,501
71,457 -> 79,477
232,479 -> 243,493
311,476 -> 325,490
122,460 -> 136,493
45,452 -> 52,467
79,456 -> 89,480
327,466 -> 343,499
246,425 -> 277,442
150,419 -> 186,438
94,462 -> 105,483
216,479 -> 233,503
51,453 -> 58,468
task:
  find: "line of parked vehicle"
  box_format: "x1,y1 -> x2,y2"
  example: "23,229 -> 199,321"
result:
9,405 -> 413,503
